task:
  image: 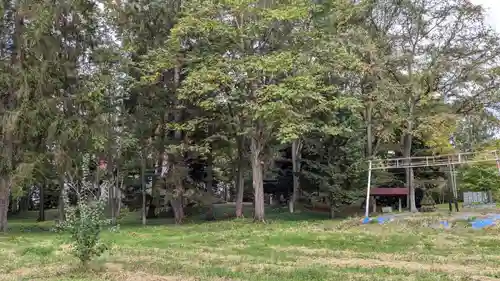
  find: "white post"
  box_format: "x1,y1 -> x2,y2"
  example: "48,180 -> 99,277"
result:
365,160 -> 373,217
451,164 -> 458,198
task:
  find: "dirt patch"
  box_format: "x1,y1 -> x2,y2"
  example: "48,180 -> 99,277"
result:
471,277 -> 500,281
9,267 -> 34,276
105,262 -> 124,272
274,245 -> 366,257
304,256 -> 500,278
103,270 -> 233,281
5,264 -> 73,280
104,271 -> 195,281
128,232 -> 152,238
57,243 -> 73,254
271,245 -> 500,265
270,245 -> 500,278
120,243 -> 500,277
190,255 -> 500,280
431,234 -> 464,249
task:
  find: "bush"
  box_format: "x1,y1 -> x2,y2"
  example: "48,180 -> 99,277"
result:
55,198 -> 114,266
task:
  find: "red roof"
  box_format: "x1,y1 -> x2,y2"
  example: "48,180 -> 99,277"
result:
370,187 -> 409,196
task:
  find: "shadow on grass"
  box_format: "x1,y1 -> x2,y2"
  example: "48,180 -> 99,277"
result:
3,221 -> 55,235
265,208 -> 332,221
117,205 -> 334,229
4,204 -> 337,235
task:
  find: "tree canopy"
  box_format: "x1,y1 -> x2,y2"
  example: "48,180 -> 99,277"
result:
0,0 -> 499,230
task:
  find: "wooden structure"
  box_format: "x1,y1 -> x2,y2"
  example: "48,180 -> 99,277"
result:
365,150 -> 500,217
369,187 -> 409,213
371,187 -> 409,196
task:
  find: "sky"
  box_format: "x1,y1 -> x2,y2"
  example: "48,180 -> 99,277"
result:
472,0 -> 500,31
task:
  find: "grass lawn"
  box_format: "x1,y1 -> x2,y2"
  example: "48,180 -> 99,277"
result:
1,206 -> 500,281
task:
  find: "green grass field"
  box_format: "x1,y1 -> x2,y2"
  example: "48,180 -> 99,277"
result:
1,206 -> 500,281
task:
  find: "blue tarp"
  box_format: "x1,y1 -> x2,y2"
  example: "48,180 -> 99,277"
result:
361,213 -> 500,229
361,217 -> 372,224
361,216 -> 394,224
377,216 -> 393,224
439,221 -> 450,228
471,218 -> 495,229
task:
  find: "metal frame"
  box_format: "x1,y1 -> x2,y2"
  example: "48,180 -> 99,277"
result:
365,150 -> 500,217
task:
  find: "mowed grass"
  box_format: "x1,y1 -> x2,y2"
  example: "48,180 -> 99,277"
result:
2,206 -> 500,281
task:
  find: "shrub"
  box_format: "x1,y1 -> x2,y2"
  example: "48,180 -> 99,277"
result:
55,197 -> 115,266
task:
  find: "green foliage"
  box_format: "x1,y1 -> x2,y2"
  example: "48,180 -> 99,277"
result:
301,127 -> 365,211
164,0 -> 363,144
0,0 -> 499,232
55,198 -> 114,265
21,245 -> 55,257
459,164 -> 500,193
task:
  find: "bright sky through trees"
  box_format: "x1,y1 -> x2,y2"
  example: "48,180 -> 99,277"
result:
472,0 -> 500,31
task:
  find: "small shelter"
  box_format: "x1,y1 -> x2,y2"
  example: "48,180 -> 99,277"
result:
367,187 -> 408,214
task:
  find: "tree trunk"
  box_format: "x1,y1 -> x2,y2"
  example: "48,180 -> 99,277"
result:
10,197 -> 18,214
141,154 -> 147,225
38,184 -> 45,221
109,175 -> 116,224
250,137 -> 265,222
403,133 -> 417,212
147,196 -> 157,218
328,193 -> 336,219
365,100 -> 373,158
170,197 -> 184,224
290,139 -> 302,213
205,153 -> 215,220
116,192 -> 122,219
235,136 -> 245,218
58,193 -> 65,221
58,175 -> 66,221
0,177 -> 10,232
114,178 -> 123,222
20,195 -> 29,212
